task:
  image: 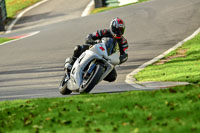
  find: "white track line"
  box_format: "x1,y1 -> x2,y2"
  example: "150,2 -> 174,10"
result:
6,0 -> 49,34
125,27 -> 200,85
81,0 -> 94,17
0,31 -> 40,46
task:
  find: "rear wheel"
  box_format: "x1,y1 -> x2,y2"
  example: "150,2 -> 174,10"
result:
80,63 -> 104,93
59,74 -> 72,95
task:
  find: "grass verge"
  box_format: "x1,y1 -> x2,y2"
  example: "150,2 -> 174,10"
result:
91,0 -> 149,14
0,38 -> 13,44
1,85 -> 200,133
6,0 -> 42,19
134,33 -> 200,84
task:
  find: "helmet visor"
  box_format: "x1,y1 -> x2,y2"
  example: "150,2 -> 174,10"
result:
112,26 -> 125,37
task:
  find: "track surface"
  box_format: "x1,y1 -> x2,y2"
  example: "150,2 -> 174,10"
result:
0,0 -> 200,100
12,0 -> 91,31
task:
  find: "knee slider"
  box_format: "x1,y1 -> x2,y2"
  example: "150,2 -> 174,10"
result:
74,45 -> 82,52
74,45 -> 82,56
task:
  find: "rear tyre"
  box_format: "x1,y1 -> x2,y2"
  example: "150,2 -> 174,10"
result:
59,74 -> 72,95
80,64 -> 104,93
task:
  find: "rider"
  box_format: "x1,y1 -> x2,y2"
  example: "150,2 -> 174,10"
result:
65,17 -> 128,82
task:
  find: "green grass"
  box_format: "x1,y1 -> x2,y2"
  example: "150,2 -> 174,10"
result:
6,0 -> 41,18
91,6 -> 118,14
91,0 -> 149,14
1,85 -> 200,133
0,38 -> 13,43
134,33 -> 200,84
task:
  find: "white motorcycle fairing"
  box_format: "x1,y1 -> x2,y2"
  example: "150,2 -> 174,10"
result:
60,38 -> 120,94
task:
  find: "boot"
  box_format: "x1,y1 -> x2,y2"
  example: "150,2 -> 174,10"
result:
64,57 -> 74,73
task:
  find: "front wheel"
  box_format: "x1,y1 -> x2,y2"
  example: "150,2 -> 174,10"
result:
59,74 -> 72,95
80,64 -> 104,93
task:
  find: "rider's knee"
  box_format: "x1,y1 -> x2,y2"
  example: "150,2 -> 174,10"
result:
73,45 -> 82,57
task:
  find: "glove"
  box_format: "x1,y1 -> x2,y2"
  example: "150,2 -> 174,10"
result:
85,34 -> 94,44
119,53 -> 128,64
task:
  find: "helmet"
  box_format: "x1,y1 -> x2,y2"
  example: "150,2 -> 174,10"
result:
110,17 -> 125,39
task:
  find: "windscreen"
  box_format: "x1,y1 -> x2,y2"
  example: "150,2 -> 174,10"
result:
105,38 -> 118,56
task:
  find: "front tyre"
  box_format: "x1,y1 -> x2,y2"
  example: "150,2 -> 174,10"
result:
80,64 -> 104,93
59,74 -> 72,95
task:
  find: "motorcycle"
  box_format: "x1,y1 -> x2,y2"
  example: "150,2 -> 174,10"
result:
59,37 -> 120,94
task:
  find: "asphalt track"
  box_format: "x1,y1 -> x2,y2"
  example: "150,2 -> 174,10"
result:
0,0 -> 200,100
10,0 -> 91,31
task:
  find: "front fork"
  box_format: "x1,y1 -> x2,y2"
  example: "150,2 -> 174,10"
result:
98,59 -> 114,82
83,60 -> 97,79
83,59 -> 114,83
